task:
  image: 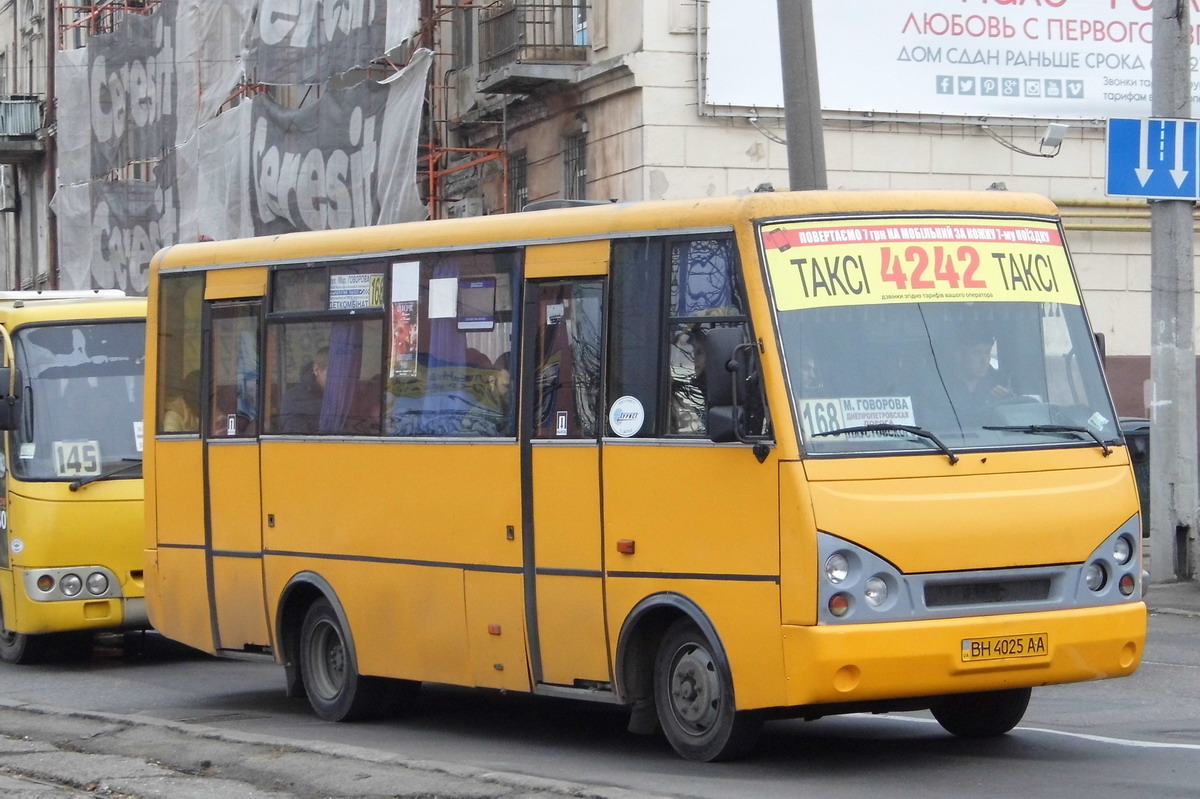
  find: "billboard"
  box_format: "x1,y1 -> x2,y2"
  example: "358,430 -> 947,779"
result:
706,0 -> 1178,119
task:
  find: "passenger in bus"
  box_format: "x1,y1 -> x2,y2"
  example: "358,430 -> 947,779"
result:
460,350 -> 512,436
796,352 -> 822,396
162,370 -> 200,433
945,331 -> 1011,421
278,347 -> 329,434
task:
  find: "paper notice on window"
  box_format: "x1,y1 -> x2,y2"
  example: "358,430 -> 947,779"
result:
429,277 -> 457,319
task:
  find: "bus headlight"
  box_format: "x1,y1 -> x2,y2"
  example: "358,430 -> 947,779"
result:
1113,534 -> 1134,566
86,572 -> 109,595
59,573 -> 83,597
864,576 -> 889,608
825,553 -> 850,584
1084,562 -> 1107,592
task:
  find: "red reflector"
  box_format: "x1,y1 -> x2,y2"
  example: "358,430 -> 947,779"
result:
1119,573 -> 1136,596
829,593 -> 850,617
616,539 -> 635,554
487,624 -> 502,636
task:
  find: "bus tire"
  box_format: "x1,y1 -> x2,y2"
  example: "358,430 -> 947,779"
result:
0,600 -> 44,665
298,598 -> 386,721
930,687 -> 1031,738
0,628 -> 40,664
653,618 -> 761,761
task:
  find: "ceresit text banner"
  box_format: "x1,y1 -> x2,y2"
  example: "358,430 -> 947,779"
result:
762,217 -> 1079,311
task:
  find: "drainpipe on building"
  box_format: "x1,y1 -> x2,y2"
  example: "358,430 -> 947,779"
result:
776,0 -> 825,191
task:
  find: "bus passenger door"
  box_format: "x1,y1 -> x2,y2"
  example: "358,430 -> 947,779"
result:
521,279 -> 610,688
204,300 -> 270,652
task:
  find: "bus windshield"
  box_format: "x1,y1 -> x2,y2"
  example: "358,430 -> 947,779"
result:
762,214 -> 1119,456
10,321 -> 145,482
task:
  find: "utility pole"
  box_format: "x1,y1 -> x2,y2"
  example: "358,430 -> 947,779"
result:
776,0 -> 826,190
44,0 -> 58,289
1149,0 -> 1197,582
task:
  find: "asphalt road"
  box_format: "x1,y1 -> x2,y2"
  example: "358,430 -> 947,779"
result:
0,582 -> 1196,798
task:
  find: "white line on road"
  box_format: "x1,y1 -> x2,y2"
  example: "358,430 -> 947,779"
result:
867,714 -> 1200,751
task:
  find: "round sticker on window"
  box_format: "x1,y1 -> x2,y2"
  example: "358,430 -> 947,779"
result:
608,395 -> 645,438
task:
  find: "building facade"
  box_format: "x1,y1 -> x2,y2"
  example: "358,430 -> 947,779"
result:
0,0 -> 1184,419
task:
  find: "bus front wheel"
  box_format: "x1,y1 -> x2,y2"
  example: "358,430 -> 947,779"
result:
0,600 -> 43,665
653,618 -> 762,761
299,598 -> 390,721
930,687 -> 1031,738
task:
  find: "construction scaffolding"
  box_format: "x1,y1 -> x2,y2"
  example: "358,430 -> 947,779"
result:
56,1 -> 161,49
420,1 -> 508,220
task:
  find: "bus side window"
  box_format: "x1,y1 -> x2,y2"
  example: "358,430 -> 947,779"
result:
666,238 -> 747,437
384,252 -> 518,438
156,274 -> 203,436
209,309 -> 259,437
608,239 -> 665,438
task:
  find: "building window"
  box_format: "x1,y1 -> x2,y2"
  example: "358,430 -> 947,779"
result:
573,0 -> 589,45
508,151 -> 528,212
452,5 -> 476,70
564,132 -> 586,200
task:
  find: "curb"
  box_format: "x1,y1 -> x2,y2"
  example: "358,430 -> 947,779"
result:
0,698 -> 673,799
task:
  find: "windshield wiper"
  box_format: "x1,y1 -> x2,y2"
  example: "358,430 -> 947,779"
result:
982,424 -> 1112,456
69,457 -> 143,492
813,423 -> 959,465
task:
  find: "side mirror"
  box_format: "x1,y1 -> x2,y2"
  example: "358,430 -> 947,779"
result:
0,367 -> 20,431
703,326 -> 758,444
702,326 -> 751,408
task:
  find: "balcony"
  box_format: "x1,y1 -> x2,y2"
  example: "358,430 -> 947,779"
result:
0,97 -> 46,164
478,0 -> 589,94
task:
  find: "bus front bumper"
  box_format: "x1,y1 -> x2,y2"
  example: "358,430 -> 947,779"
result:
8,566 -> 149,635
779,601 -> 1146,708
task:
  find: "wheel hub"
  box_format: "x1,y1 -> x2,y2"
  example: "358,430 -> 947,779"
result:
669,645 -> 719,734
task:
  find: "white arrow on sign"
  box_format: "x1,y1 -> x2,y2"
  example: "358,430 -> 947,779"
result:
1171,120 -> 1189,187
1136,118 -> 1153,185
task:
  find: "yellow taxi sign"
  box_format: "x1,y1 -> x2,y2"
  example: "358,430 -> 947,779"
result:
762,217 -> 1080,311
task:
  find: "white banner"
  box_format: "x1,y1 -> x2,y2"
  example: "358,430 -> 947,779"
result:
706,0 -> 1178,119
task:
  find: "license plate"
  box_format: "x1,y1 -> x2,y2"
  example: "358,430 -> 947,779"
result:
961,633 -> 1048,662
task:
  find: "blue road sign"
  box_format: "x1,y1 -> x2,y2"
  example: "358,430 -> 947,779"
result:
1107,117 -> 1200,200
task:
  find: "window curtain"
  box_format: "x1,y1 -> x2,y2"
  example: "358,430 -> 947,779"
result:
676,239 -> 733,315
319,321 -> 362,434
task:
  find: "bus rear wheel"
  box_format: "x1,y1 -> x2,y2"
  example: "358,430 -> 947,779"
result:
299,598 -> 394,721
653,618 -> 762,761
930,687 -> 1031,738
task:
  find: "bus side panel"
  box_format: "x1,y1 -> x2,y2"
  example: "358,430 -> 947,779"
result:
463,570 -> 530,690
146,440 -> 209,649
260,441 -> 522,687
151,441 -> 206,548
606,577 -> 785,710
601,444 -> 787,710
147,546 -> 215,652
264,555 -> 475,685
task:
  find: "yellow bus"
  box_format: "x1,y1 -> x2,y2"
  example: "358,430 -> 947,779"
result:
144,191 -> 1145,761
0,291 -> 148,664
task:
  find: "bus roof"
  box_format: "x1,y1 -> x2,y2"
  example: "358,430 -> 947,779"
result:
0,293 -> 145,326
152,190 -> 1063,272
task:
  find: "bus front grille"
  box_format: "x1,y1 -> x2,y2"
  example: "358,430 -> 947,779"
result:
924,578 -> 1052,607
